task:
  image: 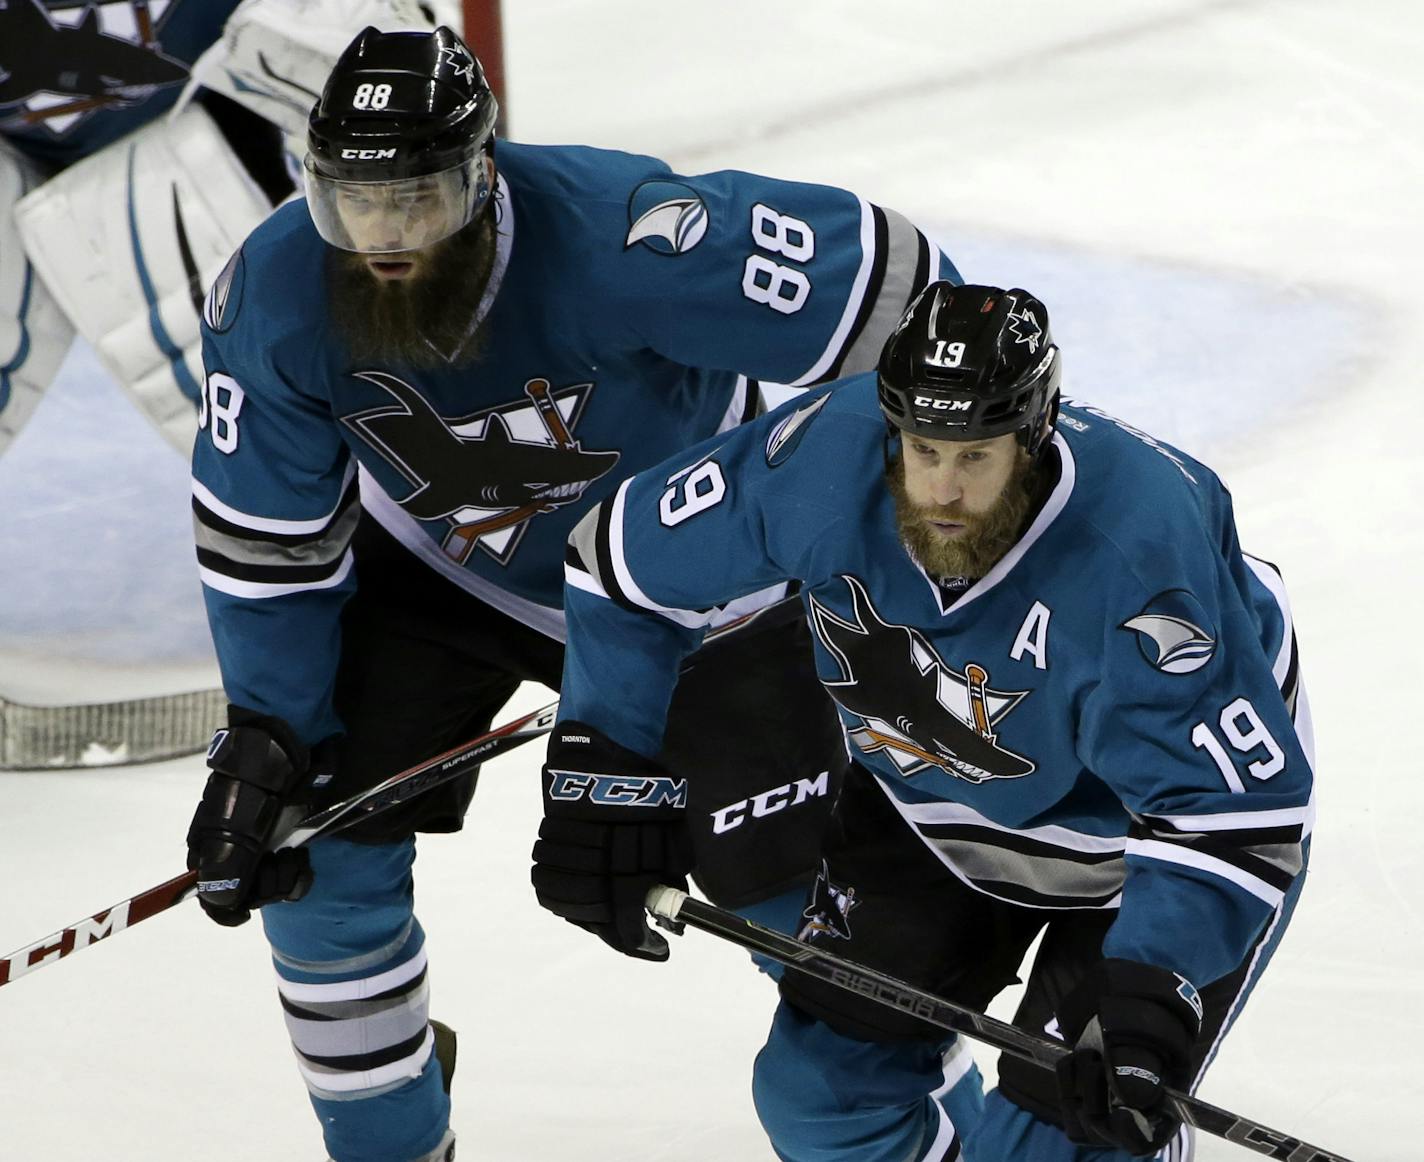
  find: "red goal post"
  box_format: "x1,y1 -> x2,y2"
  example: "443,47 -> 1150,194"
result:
462,0 -> 507,130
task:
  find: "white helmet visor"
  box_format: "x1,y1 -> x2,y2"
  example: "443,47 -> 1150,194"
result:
303,155 -> 489,254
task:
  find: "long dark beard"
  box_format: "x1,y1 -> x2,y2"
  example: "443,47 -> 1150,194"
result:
327,212 -> 496,371
887,451 -> 1038,582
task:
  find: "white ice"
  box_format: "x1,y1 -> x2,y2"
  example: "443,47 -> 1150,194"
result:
1,2 -> 1418,1158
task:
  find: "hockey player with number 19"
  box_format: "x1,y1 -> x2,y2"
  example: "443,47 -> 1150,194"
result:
182,24 -> 966,1162
541,282 -> 1314,1161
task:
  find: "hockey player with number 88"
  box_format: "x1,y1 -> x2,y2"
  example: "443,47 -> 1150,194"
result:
538,281 -> 1314,1161
182,23 -> 969,1162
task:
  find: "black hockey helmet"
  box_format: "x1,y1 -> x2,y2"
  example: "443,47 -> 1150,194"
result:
304,26 -> 498,252
877,282 -> 1061,455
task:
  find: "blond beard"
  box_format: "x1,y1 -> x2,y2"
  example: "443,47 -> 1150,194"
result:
887,451 -> 1037,582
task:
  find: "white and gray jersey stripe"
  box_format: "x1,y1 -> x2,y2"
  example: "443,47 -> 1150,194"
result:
192,463 -> 359,600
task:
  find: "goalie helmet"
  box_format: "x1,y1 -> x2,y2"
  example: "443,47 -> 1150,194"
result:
877,282 -> 1061,455
304,26 -> 498,253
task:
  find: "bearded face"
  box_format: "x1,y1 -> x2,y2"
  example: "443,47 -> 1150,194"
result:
887,431 -> 1038,582
326,210 -> 496,371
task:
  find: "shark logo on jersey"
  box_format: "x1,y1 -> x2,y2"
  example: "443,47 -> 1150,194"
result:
797,860 -> 858,942
1121,589 -> 1217,675
341,372 -> 620,566
202,246 -> 245,334
1007,306 -> 1043,354
625,179 -> 709,255
810,575 -> 1036,783
0,1 -> 191,138
765,393 -> 830,466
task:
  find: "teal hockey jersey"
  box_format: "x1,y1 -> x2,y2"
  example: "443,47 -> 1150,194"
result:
559,378 -> 1314,988
1,0 -> 238,165
192,141 -> 958,744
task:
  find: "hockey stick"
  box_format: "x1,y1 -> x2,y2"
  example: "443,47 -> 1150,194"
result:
0,699 -> 559,987
646,887 -> 1359,1162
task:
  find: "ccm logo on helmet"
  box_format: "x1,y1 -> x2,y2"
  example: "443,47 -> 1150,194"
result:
913,396 -> 972,411
340,148 -> 398,160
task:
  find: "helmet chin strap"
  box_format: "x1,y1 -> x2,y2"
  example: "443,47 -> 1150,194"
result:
1020,391 -> 1061,458
881,422 -> 902,479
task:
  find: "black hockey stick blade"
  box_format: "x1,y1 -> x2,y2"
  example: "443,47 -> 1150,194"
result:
646,887 -> 1359,1162
0,699 -> 558,988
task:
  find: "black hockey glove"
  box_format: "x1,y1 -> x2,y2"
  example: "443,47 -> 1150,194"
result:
1054,958 -> 1203,1156
531,721 -> 694,962
185,707 -> 327,928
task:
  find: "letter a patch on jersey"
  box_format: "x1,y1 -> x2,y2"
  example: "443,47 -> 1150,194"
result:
810,575 -> 1036,783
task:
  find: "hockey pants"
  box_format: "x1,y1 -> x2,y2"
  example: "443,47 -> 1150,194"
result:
262,837 -> 449,1162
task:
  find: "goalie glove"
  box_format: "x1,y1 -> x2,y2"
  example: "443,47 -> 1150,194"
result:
1055,958 -> 1204,1156
531,722 -> 694,961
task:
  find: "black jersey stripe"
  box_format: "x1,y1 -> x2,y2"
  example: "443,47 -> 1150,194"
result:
584,483 -> 718,623
913,829 -> 1127,907
295,1027 -> 429,1074
194,510 -> 358,571
192,476 -> 360,547
824,204 -> 890,382
1282,627 -> 1301,718
278,965 -> 429,1022
916,821 -> 1125,864
830,208 -> 936,380
742,378 -> 763,422
1137,813 -> 1306,847
967,875 -> 1122,911
591,492 -> 637,613
196,546 -> 349,586
194,518 -> 356,571
1129,819 -> 1302,890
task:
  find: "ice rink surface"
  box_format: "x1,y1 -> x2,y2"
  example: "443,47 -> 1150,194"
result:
1,1 -> 1418,1158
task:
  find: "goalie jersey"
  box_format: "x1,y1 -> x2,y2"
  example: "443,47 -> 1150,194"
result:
194,140 -> 958,745
559,378 -> 1314,989
0,0 -> 238,164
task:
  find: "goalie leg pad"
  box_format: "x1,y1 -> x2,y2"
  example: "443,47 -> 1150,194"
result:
261,837 -> 451,1162
0,141 -> 74,458
14,104 -> 271,454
